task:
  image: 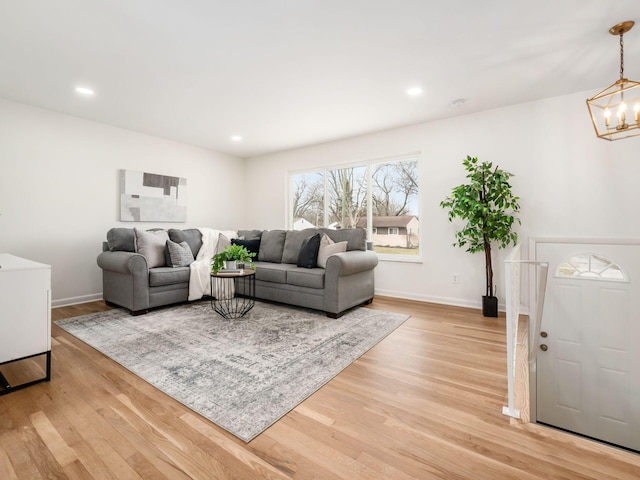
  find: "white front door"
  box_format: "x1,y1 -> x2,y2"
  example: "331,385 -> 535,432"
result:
536,241 -> 640,451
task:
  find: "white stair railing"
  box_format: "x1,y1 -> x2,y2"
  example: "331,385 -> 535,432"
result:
503,245 -> 548,420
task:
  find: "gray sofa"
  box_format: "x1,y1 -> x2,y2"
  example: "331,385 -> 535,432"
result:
97,227 -> 378,317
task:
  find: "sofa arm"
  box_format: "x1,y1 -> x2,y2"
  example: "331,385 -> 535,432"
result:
324,250 -> 378,277
97,251 -> 151,313
323,250 -> 378,316
97,251 -> 148,276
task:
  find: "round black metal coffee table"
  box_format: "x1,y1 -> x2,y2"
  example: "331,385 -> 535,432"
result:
210,269 -> 256,319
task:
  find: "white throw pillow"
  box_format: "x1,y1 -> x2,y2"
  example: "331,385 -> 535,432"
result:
316,233 -> 348,268
215,232 -> 231,254
134,228 -> 169,268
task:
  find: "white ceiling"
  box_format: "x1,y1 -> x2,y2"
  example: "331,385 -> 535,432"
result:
1,1 -> 639,158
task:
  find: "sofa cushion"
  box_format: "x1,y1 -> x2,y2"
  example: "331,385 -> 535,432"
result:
258,230 -> 286,263
297,233 -> 321,268
318,227 -> 366,251
237,229 -> 263,241
317,233 -> 348,268
134,228 -> 169,268
282,228 -> 318,264
232,238 -> 261,257
253,262 -> 293,284
107,228 -> 135,252
287,267 -> 325,289
149,266 -> 190,287
166,240 -> 195,267
168,228 -> 203,258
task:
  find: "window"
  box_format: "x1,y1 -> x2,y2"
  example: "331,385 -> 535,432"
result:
290,155 -> 419,259
556,253 -> 627,282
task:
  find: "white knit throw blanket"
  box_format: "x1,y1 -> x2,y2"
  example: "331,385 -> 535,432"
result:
188,228 -> 237,301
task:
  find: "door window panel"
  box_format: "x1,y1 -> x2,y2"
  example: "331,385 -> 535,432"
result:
556,253 -> 626,281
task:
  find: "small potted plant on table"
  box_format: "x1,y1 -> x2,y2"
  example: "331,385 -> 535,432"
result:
440,155 -> 520,317
211,244 -> 256,274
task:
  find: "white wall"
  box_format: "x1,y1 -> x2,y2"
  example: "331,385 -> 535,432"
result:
244,90 -> 640,310
0,98 -> 245,306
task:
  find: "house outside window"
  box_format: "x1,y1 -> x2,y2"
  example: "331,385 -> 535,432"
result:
290,155 -> 419,259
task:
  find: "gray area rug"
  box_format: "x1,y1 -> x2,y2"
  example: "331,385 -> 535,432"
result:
56,300 -> 409,442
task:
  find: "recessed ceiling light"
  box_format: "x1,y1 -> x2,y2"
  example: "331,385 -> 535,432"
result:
75,86 -> 95,95
406,86 -> 423,96
230,135 -> 243,142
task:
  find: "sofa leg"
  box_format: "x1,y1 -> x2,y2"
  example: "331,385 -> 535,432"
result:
362,298 -> 373,305
326,311 -> 343,319
131,309 -> 148,316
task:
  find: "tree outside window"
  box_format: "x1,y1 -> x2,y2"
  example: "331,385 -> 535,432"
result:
327,165 -> 367,229
292,171 -> 324,228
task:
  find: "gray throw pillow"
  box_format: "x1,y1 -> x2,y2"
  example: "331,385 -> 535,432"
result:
134,228 -> 169,268
258,230 -> 287,263
166,240 -> 195,267
107,228 -> 135,252
168,229 -> 203,258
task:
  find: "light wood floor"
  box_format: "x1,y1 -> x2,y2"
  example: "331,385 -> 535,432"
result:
1,297 -> 639,479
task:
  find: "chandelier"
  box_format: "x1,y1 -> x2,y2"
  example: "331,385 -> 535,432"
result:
586,21 -> 640,141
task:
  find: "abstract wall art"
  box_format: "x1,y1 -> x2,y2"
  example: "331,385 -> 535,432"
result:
119,170 -> 187,222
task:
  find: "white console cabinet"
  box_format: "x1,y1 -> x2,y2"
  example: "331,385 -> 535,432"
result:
0,253 -> 51,393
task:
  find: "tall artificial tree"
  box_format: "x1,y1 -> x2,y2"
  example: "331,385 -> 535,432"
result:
440,155 -> 520,306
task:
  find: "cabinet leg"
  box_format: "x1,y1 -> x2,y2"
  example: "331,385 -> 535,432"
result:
45,350 -> 51,381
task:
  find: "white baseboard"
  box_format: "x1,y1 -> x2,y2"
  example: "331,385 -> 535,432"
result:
374,288 -> 530,315
374,288 -> 482,310
52,293 -> 103,308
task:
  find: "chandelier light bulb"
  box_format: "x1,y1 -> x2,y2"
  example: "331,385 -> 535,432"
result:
634,103 -> 640,123
604,107 -> 611,127
618,101 -> 627,126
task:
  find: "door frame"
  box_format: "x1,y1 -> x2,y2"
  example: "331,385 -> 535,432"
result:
528,236 -> 640,424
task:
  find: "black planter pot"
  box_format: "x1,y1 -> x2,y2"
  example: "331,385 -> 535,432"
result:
482,295 -> 498,317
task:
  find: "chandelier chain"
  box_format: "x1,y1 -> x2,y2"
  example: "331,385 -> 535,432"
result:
620,33 -> 625,79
